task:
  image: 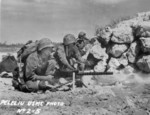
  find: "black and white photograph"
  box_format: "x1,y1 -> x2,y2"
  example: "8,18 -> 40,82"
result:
0,0 -> 150,114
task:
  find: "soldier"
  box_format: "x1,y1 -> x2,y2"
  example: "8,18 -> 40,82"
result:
54,34 -> 87,72
12,38 -> 58,92
76,32 -> 90,56
78,32 -> 89,42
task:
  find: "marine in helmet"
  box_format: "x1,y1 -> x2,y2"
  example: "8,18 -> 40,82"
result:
54,34 -> 86,72
12,38 -> 59,92
76,32 -> 90,56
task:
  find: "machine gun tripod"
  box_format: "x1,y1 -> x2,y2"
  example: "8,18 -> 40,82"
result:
53,70 -> 113,91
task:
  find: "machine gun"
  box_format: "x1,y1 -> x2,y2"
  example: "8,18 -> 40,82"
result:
54,70 -> 113,91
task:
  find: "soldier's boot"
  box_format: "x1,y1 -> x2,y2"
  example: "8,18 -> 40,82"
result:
12,79 -> 29,92
12,79 -> 20,90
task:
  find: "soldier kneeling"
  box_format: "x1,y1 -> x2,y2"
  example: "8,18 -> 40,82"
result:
12,38 -> 59,92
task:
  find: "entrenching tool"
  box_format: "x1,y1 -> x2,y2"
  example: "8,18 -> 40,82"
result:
54,70 -> 113,91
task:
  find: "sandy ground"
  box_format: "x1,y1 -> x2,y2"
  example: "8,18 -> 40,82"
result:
0,72 -> 150,115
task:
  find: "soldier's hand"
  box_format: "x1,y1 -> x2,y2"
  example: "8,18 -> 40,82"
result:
69,66 -> 76,71
46,77 -> 56,85
46,75 -> 54,79
67,68 -> 78,73
72,68 -> 79,73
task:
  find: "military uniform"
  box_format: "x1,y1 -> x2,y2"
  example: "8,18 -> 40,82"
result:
76,32 -> 90,56
54,34 -> 86,72
13,38 -> 58,92
21,51 -> 57,92
54,44 -> 85,71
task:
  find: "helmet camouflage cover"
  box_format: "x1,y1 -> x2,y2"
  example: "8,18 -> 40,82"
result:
63,34 -> 76,45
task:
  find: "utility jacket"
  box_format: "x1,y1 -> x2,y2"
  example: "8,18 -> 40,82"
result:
54,44 -> 85,71
23,51 -> 57,82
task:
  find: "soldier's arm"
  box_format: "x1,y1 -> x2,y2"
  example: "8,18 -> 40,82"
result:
34,75 -> 53,81
74,46 -> 86,63
26,64 -> 53,81
57,47 -> 75,70
25,55 -> 53,81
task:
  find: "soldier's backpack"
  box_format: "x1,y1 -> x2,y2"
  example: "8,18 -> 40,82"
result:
17,40 -> 39,63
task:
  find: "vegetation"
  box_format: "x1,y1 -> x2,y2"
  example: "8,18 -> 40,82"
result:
0,42 -> 24,48
0,42 -> 24,52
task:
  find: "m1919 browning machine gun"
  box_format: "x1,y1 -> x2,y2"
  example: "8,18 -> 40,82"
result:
54,70 -> 113,91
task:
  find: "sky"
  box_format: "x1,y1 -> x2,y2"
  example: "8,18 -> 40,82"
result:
0,0 -> 150,43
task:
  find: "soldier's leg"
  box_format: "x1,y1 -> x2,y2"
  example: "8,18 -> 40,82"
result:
25,81 -> 39,92
12,79 -> 48,92
12,67 -> 29,92
12,79 -> 31,92
20,59 -> 59,92
21,80 -> 58,92
13,80 -> 48,92
26,80 -> 56,92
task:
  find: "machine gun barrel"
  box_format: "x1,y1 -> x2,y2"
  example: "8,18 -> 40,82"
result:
77,71 -> 113,75
59,70 -> 113,75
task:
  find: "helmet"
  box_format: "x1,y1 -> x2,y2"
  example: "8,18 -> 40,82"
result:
78,32 -> 86,39
63,34 -> 76,45
38,38 -> 54,51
